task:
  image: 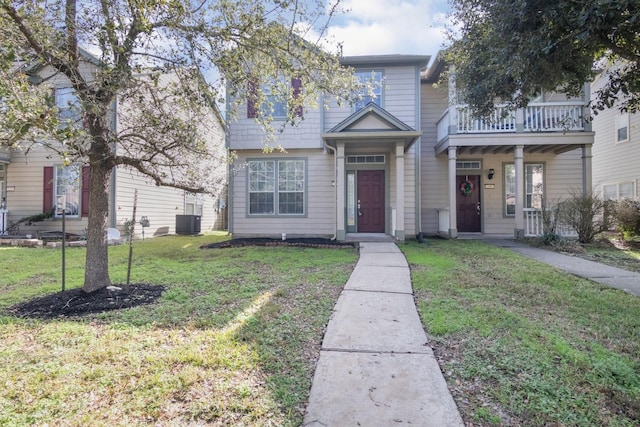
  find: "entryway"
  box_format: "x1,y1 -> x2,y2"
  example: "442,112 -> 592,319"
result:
357,170 -> 385,233
456,174 -> 481,232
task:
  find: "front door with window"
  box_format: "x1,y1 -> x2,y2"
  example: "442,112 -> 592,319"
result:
357,170 -> 385,233
456,175 -> 481,232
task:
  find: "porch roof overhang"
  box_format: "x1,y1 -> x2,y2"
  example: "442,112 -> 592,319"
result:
322,130 -> 423,152
434,131 -> 595,157
322,102 -> 422,152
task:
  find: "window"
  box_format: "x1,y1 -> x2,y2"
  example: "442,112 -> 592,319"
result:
55,88 -> 81,127
54,164 -> 81,217
616,113 -> 629,143
504,163 -> 544,216
248,159 -> 305,215
185,192 -> 203,215
354,70 -> 383,110
247,77 -> 303,120
43,165 -> 89,217
603,182 -> 636,200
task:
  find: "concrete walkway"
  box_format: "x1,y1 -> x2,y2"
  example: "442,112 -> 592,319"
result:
303,242 -> 464,426
488,240 -> 640,297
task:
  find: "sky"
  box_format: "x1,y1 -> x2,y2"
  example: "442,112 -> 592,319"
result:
323,0 -> 451,59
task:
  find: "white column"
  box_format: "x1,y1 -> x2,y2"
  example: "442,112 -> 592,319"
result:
514,145 -> 524,238
448,146 -> 458,238
582,144 -> 593,196
336,143 -> 346,240
395,142 -> 405,241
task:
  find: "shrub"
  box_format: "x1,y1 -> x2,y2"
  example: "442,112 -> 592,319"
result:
557,190 -> 605,243
613,198 -> 640,239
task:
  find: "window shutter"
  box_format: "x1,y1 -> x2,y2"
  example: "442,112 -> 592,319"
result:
247,80 -> 258,119
43,166 -> 54,212
292,77 -> 303,118
81,165 -> 90,217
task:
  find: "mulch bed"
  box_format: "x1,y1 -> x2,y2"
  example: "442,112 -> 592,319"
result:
203,237 -> 358,249
7,284 -> 164,320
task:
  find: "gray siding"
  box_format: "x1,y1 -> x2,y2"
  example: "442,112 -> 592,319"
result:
591,73 -> 640,198
231,149 -> 335,238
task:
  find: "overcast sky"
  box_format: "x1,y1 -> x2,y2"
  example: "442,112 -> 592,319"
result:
324,0 -> 450,59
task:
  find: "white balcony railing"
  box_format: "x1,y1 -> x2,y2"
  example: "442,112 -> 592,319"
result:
524,102 -> 585,131
436,101 -> 588,142
457,104 -> 515,133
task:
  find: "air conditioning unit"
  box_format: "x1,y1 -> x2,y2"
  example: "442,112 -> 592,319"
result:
175,215 -> 201,235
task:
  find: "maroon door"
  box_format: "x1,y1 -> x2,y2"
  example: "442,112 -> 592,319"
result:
357,170 -> 385,233
456,175 -> 481,232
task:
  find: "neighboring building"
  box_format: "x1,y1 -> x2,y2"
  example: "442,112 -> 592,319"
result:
0,51 -> 227,239
226,54 -> 595,240
591,66 -> 639,202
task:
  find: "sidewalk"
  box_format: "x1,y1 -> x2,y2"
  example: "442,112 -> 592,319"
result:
303,242 -> 464,426
488,240 -> 640,297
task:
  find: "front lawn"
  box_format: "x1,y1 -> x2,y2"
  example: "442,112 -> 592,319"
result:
403,239 -> 640,426
0,234 -> 358,426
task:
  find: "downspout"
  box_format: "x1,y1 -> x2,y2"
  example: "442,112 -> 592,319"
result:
415,66 -> 423,241
320,92 -> 338,240
225,89 -> 233,236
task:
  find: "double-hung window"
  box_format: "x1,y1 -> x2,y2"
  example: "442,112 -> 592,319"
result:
54,164 -> 81,217
615,113 -> 629,143
247,77 -> 303,120
248,159 -> 305,215
354,70 -> 383,110
55,87 -> 81,127
504,163 -> 544,216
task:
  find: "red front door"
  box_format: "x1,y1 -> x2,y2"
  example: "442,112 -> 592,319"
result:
357,170 -> 385,233
456,175 -> 481,232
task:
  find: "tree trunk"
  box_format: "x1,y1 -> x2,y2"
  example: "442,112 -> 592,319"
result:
83,162 -> 112,293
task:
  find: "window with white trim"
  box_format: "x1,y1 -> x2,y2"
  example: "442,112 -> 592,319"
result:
55,87 -> 81,127
354,70 -> 383,110
248,159 -> 305,215
603,182 -> 636,200
616,112 -> 629,143
504,163 -> 544,216
55,164 -> 81,217
185,192 -> 203,215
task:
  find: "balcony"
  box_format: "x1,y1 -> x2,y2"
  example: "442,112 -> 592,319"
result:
437,101 -> 589,143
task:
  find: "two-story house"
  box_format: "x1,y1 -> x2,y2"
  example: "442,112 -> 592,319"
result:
226,54 -> 595,241
0,50 -> 227,239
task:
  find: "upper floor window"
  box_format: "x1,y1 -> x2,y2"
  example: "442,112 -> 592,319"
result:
55,87 -> 82,127
616,112 -> 629,143
247,77 -> 303,120
504,163 -> 544,216
248,159 -> 305,216
354,70 -> 383,110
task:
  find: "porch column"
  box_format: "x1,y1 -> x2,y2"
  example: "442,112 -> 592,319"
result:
395,142 -> 405,241
582,144 -> 593,196
448,146 -> 458,238
336,143 -> 346,240
514,145 -> 525,238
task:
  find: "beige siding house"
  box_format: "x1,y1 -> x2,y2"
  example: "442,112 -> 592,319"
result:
227,54 -> 595,241
0,54 -> 227,239
591,67 -> 639,201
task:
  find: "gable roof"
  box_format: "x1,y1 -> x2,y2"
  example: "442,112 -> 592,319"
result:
322,102 -> 422,151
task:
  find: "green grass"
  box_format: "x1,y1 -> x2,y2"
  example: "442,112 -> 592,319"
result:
0,234 -> 358,426
402,239 -> 640,427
